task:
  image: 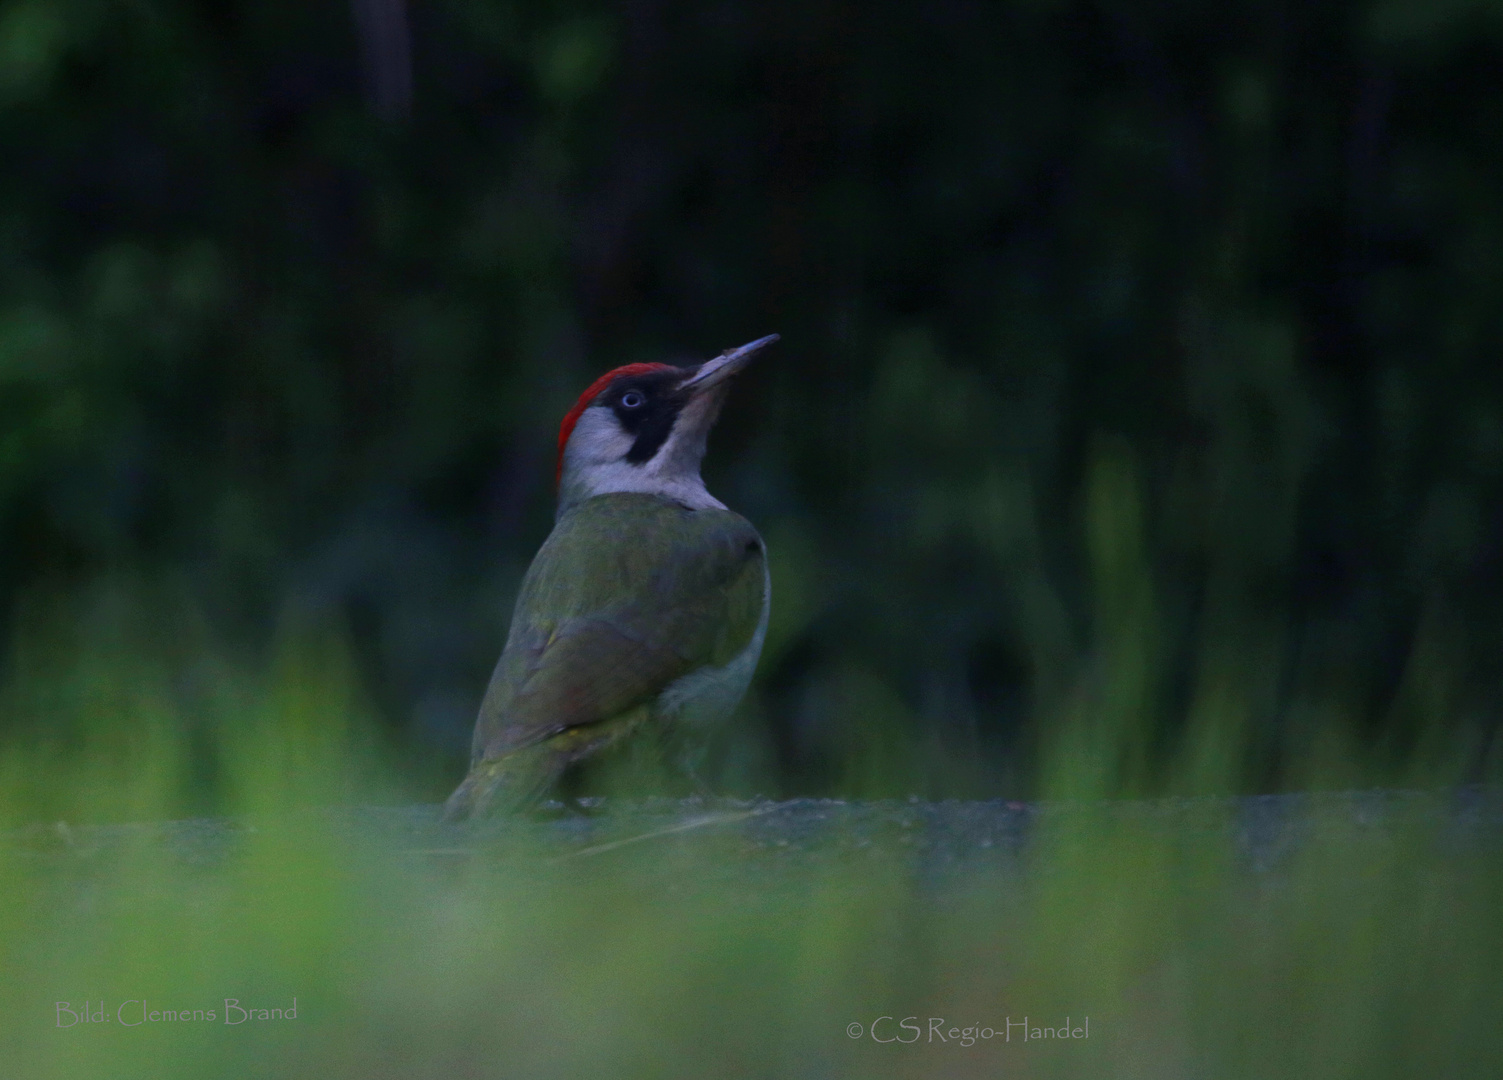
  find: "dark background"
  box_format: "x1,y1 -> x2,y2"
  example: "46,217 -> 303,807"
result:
2,0 -> 1501,804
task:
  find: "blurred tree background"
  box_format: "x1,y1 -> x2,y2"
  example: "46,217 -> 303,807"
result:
2,0 -> 1501,810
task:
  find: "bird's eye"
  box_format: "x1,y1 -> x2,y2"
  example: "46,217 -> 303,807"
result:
621,391 -> 645,408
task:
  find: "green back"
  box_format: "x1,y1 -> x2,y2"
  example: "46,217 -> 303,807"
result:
473,493 -> 766,759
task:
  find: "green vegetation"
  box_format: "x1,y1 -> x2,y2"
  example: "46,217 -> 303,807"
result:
2,640 -> 1500,1078
3,0 -> 1502,1074
3,0 -> 1501,797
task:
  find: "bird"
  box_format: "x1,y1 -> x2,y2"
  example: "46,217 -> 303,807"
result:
442,335 -> 778,820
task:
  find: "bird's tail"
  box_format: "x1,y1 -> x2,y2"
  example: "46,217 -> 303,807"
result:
442,706 -> 656,822
441,744 -> 564,822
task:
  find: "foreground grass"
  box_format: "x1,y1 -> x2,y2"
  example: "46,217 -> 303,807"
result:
1,586 -> 1499,1078
3,786 -> 1500,1079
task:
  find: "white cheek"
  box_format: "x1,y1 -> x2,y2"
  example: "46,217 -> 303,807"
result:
565,407 -> 633,468
558,398 -> 726,512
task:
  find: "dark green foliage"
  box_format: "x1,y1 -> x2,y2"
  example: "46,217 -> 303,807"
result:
2,0 -> 1501,800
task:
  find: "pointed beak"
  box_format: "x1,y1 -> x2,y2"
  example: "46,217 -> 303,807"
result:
680,334 -> 779,394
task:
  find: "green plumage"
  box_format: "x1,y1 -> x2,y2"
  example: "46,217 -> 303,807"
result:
443,492 -> 768,819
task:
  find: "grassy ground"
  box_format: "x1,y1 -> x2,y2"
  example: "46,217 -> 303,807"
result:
4,770 -> 1501,1076
1,602 -> 1500,1078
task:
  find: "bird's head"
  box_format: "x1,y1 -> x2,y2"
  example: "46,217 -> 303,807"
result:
554,334 -> 778,516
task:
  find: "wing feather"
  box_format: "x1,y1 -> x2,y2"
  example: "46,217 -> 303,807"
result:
470,493 -> 765,762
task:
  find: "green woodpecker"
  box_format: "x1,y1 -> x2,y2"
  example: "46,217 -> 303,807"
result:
442,335 -> 778,820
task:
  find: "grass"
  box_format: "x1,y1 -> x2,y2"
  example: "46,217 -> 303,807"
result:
4,786 -> 1500,1078
1,572 -> 1500,1078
